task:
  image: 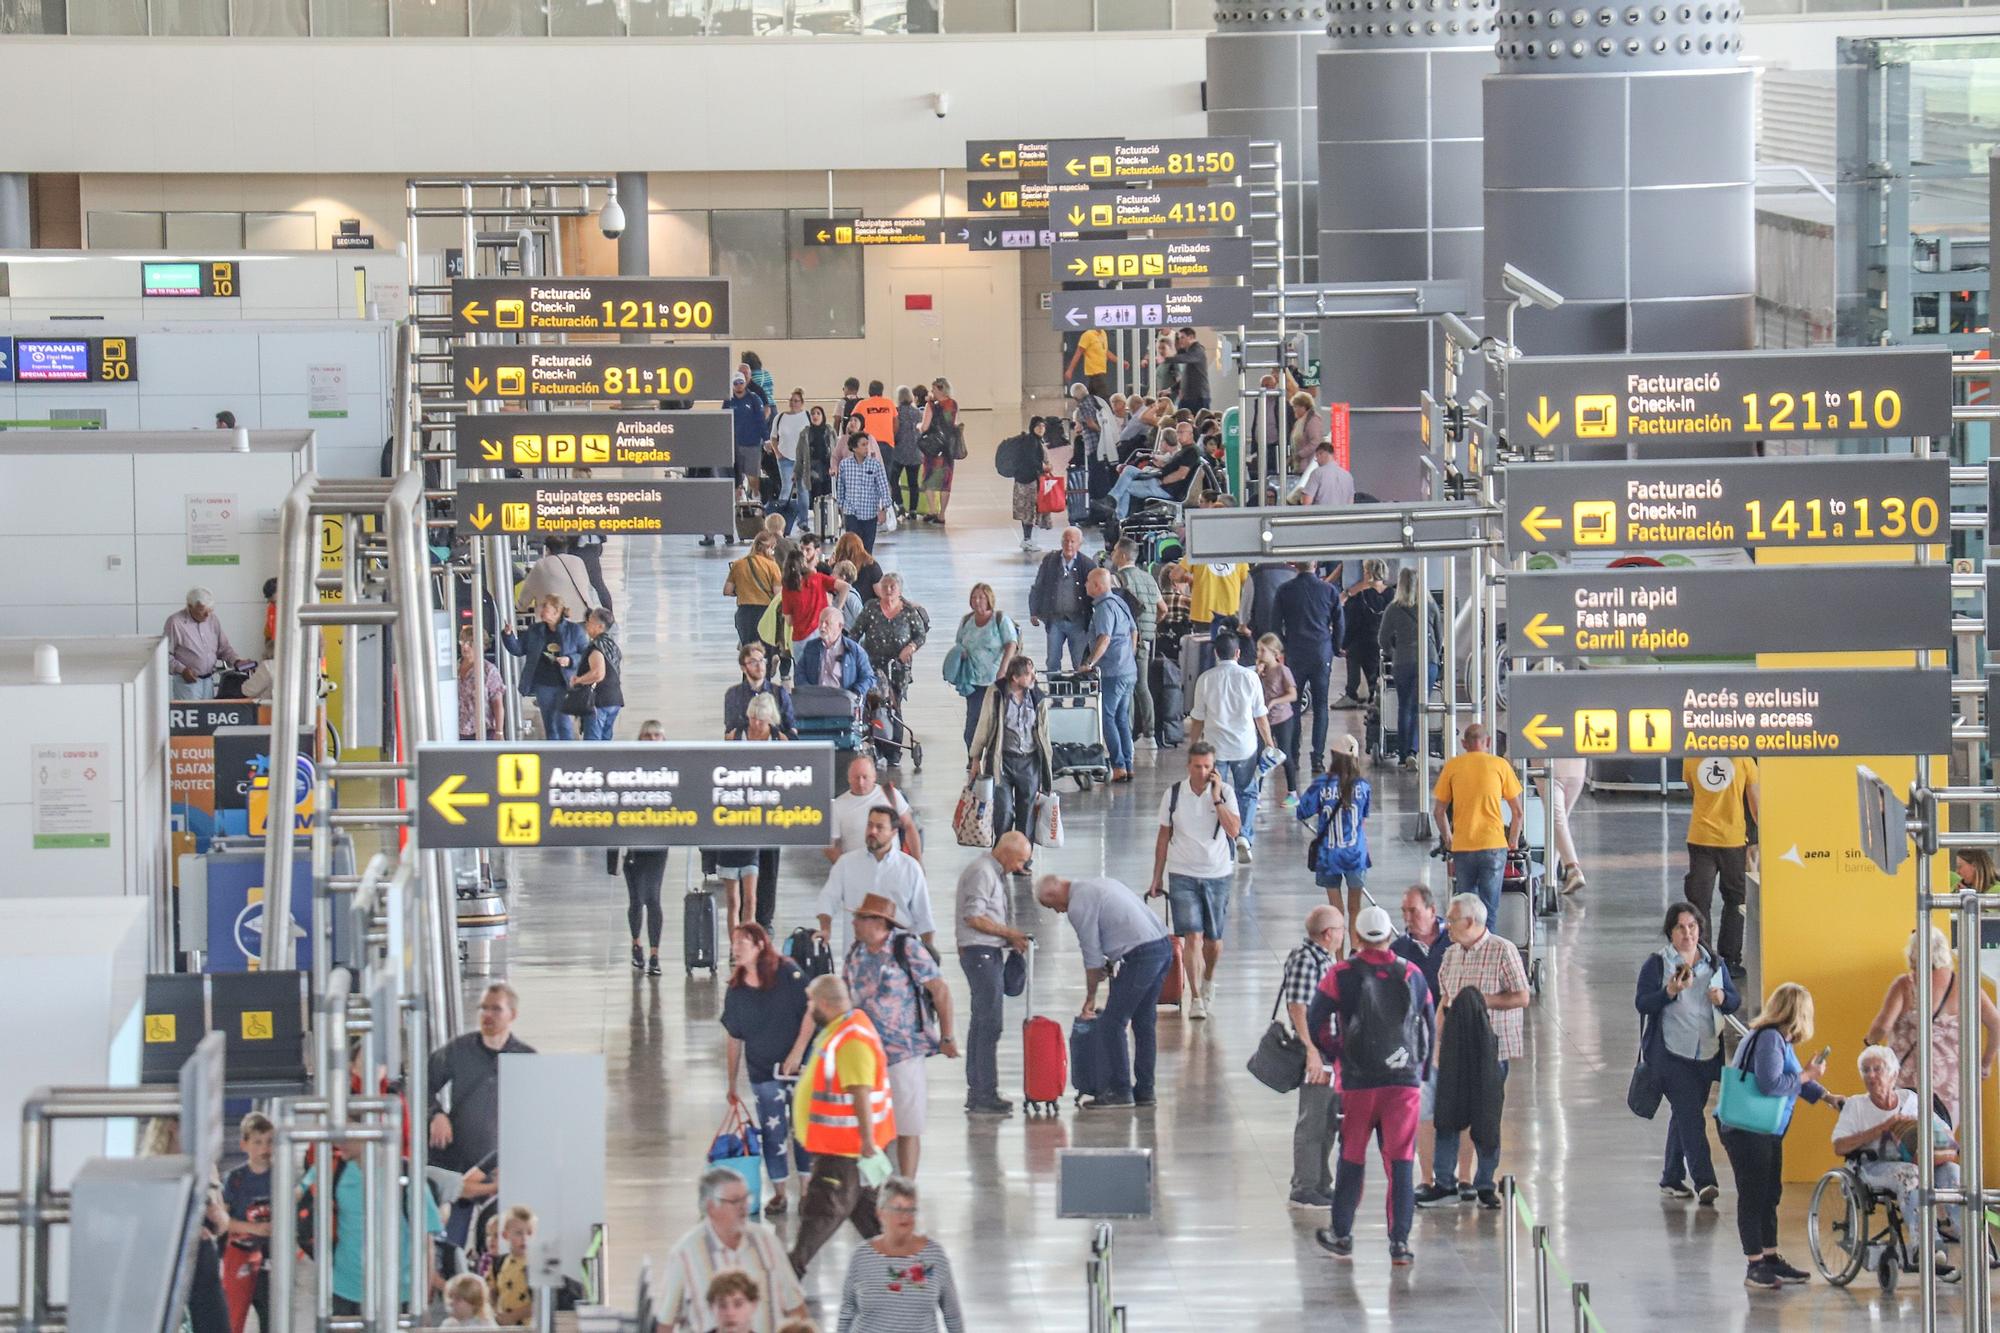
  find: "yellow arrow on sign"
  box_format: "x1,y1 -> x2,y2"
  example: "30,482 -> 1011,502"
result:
1067,207 -> 1086,226
1066,157 -> 1085,177
816,229 -> 830,242
980,152 -> 995,167
1067,258 -> 1088,276
1521,714 -> 1565,751
1525,396 -> 1561,439
426,773 -> 490,825
1518,505 -> 1562,544
464,368 -> 490,396
1520,612 -> 1566,650
980,192 -> 997,208
480,438 -> 504,462
459,300 -> 487,325
468,504 -> 494,532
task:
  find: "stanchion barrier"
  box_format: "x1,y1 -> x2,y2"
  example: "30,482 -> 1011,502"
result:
1499,1174 -> 1611,1332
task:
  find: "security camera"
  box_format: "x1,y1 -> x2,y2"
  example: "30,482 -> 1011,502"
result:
1439,311 -> 1481,350
932,91 -> 950,119
599,187 -> 626,241
1500,263 -> 1563,312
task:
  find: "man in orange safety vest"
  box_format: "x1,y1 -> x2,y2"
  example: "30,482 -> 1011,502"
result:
786,973 -> 896,1276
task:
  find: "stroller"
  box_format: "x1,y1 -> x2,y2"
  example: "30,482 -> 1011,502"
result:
867,658 -> 925,772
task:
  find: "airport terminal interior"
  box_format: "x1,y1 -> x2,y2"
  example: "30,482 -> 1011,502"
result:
14,2 -> 2000,1331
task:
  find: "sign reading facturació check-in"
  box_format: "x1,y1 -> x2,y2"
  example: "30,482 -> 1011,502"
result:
417,743 -> 835,849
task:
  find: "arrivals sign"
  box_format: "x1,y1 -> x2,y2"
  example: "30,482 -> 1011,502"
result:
966,140 -> 1050,173
417,742 -> 836,849
1506,565 -> 1948,659
456,478 -> 733,537
1507,346 -> 1952,448
1062,186 -> 1248,231
1508,668 -> 1952,760
1051,236 -> 1255,282
800,217 -> 974,246
451,344 -> 734,401
450,277 -> 731,336
1505,457 -> 1949,556
1050,286 -> 1253,332
1047,137 -> 1250,182
453,412 -> 733,470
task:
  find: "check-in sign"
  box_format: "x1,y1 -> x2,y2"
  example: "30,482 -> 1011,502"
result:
450,277 -> 731,336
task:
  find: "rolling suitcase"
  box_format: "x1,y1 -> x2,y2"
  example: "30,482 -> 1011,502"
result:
1496,850 -> 1545,993
1149,654 -> 1185,748
684,855 -> 718,975
1066,460 -> 1090,524
735,501 -> 765,542
1069,1015 -> 1108,1105
1151,892 -> 1185,1009
1022,940 -> 1068,1116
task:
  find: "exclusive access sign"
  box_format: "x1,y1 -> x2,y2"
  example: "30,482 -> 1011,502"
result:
417,742 -> 836,849
1505,456 -> 1949,556
1051,285 -> 1253,332
452,344 -> 733,402
1508,668 -> 1952,760
456,478 -> 733,537
450,277 -> 731,336
1507,565 -> 1948,659
453,412 -> 732,471
1507,346 -> 1951,448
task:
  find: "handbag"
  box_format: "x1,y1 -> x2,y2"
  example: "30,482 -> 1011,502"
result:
1031,790 -> 1064,848
1035,473 -> 1068,514
706,1105 -> 765,1216
1003,948 -> 1026,998
953,777 -> 996,849
559,681 -> 596,717
1246,991 -> 1308,1094
1716,1028 -> 1792,1135
1626,1015 -> 1663,1120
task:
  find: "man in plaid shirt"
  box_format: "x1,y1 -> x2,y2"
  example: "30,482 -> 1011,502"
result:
833,434 -> 894,553
1279,905 -> 1346,1208
1417,892 -> 1530,1211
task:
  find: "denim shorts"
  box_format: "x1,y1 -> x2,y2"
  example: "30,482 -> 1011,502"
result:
1315,867 -> 1368,891
1166,873 -> 1232,939
713,853 -> 758,876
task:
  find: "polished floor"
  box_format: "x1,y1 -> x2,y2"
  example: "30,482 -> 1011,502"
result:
485,466 -> 1971,1330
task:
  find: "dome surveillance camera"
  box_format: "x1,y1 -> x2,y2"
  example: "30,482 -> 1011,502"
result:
932,91 -> 950,119
599,188 -> 626,241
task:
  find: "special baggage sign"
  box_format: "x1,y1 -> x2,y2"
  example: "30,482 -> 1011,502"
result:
452,344 -> 734,402
453,412 -> 733,470
450,277 -> 731,336
456,478 -> 733,537
1508,668 -> 1952,760
1505,456 -> 1950,556
417,742 -> 836,849
1507,346 -> 1952,448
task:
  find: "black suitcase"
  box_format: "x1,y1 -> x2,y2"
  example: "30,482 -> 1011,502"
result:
1066,461 -> 1089,523
1150,655 -> 1185,747
684,888 -> 717,975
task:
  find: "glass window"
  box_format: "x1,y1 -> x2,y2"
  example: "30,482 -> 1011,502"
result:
0,0 -> 68,34
247,211 -> 317,249
1171,0 -> 1209,26
551,0 -> 619,33
1017,0 -> 1085,28
865,0 -> 937,32
1098,0 -> 1169,25
166,212 -> 245,249
395,0 -> 466,32
470,0 -> 543,34
154,0 -> 226,33
791,0 -> 855,32
624,0 -> 703,32
64,0 -> 144,33
87,211 -> 166,249
707,0 -> 781,32
941,0 -> 1011,28
314,0 -> 387,34
647,210 -> 711,276
788,208 -> 862,338
710,210 -> 788,340
233,0 -> 305,34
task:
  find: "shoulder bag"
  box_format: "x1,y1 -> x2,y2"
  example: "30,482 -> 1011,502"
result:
1716,1027 -> 1792,1135
1626,1010 -> 1663,1119
1246,988 -> 1308,1094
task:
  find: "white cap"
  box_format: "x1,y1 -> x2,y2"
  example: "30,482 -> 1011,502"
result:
1354,905 -> 1395,945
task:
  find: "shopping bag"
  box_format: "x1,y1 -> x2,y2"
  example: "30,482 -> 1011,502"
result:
707,1105 -> 765,1216
1036,473 -> 1068,514
1032,791 -> 1064,848
954,779 -> 996,849
1715,1031 -> 1789,1135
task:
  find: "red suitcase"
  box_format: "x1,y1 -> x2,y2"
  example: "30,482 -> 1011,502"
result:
1151,893 -> 1185,1009
1022,940 -> 1067,1115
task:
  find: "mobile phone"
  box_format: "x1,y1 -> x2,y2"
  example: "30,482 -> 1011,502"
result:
1814,1046 -> 1832,1067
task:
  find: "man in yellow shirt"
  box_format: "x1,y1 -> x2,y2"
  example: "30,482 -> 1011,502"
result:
1682,755 -> 1758,978
1186,560 -> 1250,630
1430,723 -> 1525,925
1064,327 -> 1122,399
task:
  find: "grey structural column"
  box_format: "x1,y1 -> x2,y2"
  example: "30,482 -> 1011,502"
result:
1316,0 -> 1498,499
1207,5 -> 1331,285
1482,1 -> 1754,357
615,171 -> 648,277
0,175 -> 30,249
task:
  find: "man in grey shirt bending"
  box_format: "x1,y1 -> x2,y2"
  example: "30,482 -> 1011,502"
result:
1036,874 -> 1173,1111
957,832 -> 1034,1118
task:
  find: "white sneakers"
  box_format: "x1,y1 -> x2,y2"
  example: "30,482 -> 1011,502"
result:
1235,836 -> 1253,865
1188,994 -> 1207,1020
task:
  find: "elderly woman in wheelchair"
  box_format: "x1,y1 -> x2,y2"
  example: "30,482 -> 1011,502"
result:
1809,1044 -> 1961,1289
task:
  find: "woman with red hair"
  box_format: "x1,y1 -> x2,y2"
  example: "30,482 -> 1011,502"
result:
722,923 -> 816,1216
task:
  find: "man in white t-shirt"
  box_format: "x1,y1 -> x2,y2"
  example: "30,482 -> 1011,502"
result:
1188,631 -> 1275,865
1144,741 -> 1242,1020
824,753 -> 921,866
1831,1044 -> 1961,1275
816,806 -> 936,956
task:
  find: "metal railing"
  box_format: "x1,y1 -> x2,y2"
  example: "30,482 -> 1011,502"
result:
1500,1176 -> 1607,1333
1086,1222 -> 1126,1333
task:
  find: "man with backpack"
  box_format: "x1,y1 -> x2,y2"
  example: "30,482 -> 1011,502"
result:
1306,905 -> 1435,1267
843,893 -> 958,1179
1146,742 -> 1243,1021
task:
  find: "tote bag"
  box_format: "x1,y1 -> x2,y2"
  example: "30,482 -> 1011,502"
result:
1716,1028 -> 1791,1136
1036,473 -> 1068,514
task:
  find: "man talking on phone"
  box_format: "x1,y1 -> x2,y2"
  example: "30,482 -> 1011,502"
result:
1146,741 -> 1242,1021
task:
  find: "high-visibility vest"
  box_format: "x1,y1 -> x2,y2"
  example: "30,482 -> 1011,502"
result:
802,1010 -> 896,1156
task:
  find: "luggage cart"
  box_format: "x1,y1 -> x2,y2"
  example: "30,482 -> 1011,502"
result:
1043,670 -> 1111,791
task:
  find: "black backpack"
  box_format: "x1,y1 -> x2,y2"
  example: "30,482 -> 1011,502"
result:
1342,960 -> 1421,1083
296,1156 -> 348,1259
788,927 -> 833,979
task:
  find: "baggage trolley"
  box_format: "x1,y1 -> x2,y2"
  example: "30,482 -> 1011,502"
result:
1042,670 -> 1111,791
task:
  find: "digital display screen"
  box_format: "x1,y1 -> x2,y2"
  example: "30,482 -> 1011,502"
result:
15,340 -> 90,382
142,262 -> 205,297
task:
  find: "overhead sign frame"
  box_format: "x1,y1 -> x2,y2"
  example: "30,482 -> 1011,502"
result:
450,344 -> 734,402
452,411 -> 734,471
449,277 -> 731,336
1186,502 -> 1492,561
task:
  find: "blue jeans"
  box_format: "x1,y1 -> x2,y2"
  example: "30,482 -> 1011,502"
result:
765,458 -> 801,531
963,690 -> 986,749
531,685 -> 577,740
749,1079 -> 809,1184
1433,1060 -> 1508,1190
1109,469 -> 1172,519
1101,672 -> 1136,770
1222,754 -> 1261,845
1291,655 -> 1332,773
1453,847 -> 1507,925
1100,937 -> 1172,1101
841,513 -> 878,552
1045,618 -> 1092,673
584,704 -> 621,741
960,946 -> 1005,1105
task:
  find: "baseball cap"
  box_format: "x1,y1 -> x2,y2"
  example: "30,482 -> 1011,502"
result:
731,372 -> 747,385
1354,905 -> 1395,945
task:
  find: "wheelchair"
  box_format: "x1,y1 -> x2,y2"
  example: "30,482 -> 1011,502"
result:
1808,1156 -> 1963,1291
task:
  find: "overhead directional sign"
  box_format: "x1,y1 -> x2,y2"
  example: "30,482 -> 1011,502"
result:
1047,137 -> 1250,182
967,220 -> 1097,251
451,344 -> 734,402
450,277 -> 731,336
966,178 -> 1090,215
1508,667 -> 1952,759
1186,502 -> 1488,562
1051,235 -> 1254,282
417,742 -> 835,849
1507,346 -> 1952,448
966,140 -> 1050,174
801,217 -> 973,247
452,411 -> 732,471
1505,456 -> 1949,556
1507,565 -> 1948,659
1062,186 -> 1248,232
1051,285 -> 1253,332
455,478 -> 733,537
